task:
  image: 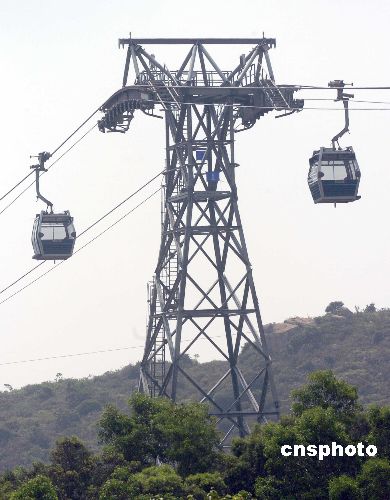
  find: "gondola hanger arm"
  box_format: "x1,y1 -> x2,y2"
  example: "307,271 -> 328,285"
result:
30,151 -> 53,212
328,80 -> 354,149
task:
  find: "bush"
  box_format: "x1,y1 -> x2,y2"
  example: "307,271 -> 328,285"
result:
328,475 -> 360,499
10,475 -> 57,500
185,472 -> 227,497
357,458 -> 390,499
132,465 -> 185,497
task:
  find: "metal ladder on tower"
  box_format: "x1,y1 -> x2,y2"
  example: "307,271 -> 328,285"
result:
263,79 -> 291,111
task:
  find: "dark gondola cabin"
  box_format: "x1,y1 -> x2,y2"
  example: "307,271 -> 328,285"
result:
308,147 -> 361,204
32,211 -> 76,260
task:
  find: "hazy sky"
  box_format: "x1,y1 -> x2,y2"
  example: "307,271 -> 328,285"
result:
0,0 -> 389,389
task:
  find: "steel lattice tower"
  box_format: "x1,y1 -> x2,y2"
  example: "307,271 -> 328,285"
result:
99,37 -> 303,444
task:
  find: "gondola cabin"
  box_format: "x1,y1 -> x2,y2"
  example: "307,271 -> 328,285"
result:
32,211 -> 76,260
308,147 -> 361,204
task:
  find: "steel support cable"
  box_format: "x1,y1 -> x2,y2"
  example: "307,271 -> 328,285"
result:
0,346 -> 143,367
0,171 -> 35,203
0,262 -> 46,297
0,165 -> 177,299
77,169 -> 164,238
0,124 -> 97,217
0,187 -> 160,307
144,97 -> 390,111
301,98 -> 390,105
1,85 -> 387,206
50,105 -> 102,157
140,84 -> 390,90
0,332 -> 252,368
0,104 -> 101,206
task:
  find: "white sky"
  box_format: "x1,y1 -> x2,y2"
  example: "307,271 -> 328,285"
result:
0,0 -> 389,389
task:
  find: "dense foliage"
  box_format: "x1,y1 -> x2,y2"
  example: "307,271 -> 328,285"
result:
0,372 -> 389,499
0,307 -> 389,473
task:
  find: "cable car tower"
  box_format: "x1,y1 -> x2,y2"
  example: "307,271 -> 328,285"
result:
99,37 -> 303,444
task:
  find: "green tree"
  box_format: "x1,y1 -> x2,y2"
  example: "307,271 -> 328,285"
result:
155,400 -> 220,475
357,458 -> 390,499
10,475 -> 57,500
185,471 -> 227,497
48,437 -> 93,500
99,478 -> 137,500
254,476 -> 283,499
50,436 -> 91,472
132,464 -> 185,497
99,393 -> 220,475
88,447 -> 129,493
225,425 -> 268,494
328,475 -> 361,499
367,406 -> 390,459
291,370 -> 360,420
98,400 -> 160,465
260,407 -> 356,498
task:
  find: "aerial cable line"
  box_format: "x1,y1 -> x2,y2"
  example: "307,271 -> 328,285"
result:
2,93 -> 388,209
0,186 -> 161,306
1,165 -> 175,298
50,105 -> 102,157
301,98 -> 390,105
146,83 -> 390,90
145,97 -> 390,111
0,334 -> 231,368
0,346 -> 143,367
77,169 -> 165,237
0,261 -> 45,297
0,124 -> 97,217
0,102 -> 102,207
0,171 -> 35,203
1,85 -> 389,207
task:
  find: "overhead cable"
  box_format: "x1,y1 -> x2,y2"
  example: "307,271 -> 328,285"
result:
0,334 -> 231,368
145,97 -> 390,111
141,83 -> 390,90
0,171 -> 35,203
50,105 -> 101,156
0,187 -> 161,307
0,100 -> 102,207
0,124 -> 97,217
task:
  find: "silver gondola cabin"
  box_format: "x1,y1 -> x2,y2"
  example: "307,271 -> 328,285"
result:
308,146 -> 361,204
308,80 -> 361,205
32,211 -> 76,260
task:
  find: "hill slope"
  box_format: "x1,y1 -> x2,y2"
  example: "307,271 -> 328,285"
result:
0,309 -> 388,471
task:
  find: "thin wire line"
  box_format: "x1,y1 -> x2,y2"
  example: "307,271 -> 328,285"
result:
0,124 -> 97,217
78,171 -> 162,237
145,97 -> 390,111
2,92 -> 388,208
0,171 -> 35,203
0,106 -> 100,206
0,165 -> 174,298
0,334 -> 231,368
140,83 -> 390,90
0,188 -> 160,307
0,346 -> 142,367
302,98 -> 390,105
0,262 -> 45,296
51,106 -> 101,156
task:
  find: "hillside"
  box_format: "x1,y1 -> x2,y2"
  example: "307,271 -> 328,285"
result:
0,308 -> 389,472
